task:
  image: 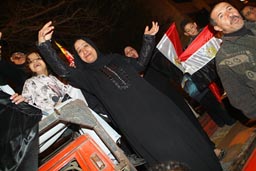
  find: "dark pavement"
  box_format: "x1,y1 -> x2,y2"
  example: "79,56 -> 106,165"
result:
210,121 -> 256,171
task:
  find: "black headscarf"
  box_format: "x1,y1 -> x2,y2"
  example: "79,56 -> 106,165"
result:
72,37 -> 115,70
72,37 -> 120,116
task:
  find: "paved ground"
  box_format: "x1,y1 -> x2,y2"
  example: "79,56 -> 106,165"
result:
210,121 -> 256,171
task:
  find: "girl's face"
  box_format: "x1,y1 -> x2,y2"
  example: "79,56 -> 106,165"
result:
27,52 -> 48,75
74,39 -> 98,63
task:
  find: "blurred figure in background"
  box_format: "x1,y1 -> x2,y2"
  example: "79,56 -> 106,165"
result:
241,5 -> 256,22
0,32 -> 30,93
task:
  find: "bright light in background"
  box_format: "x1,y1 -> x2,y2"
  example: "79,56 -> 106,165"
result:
240,0 -> 249,4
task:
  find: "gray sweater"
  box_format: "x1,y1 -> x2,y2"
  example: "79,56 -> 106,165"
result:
215,21 -> 256,119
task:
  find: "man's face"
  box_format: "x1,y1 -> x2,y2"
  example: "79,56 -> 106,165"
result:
241,6 -> 256,22
210,2 -> 244,34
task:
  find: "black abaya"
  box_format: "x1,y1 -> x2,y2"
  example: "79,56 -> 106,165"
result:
38,39 -> 222,171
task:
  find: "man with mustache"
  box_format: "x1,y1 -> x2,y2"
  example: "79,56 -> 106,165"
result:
210,2 -> 256,119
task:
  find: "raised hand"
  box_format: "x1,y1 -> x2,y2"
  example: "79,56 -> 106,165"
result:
144,21 -> 159,36
38,21 -> 55,44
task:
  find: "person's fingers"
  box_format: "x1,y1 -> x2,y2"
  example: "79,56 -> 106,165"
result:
38,21 -> 54,43
10,94 -> 26,104
10,93 -> 18,100
152,22 -> 159,34
13,96 -> 26,104
42,21 -> 53,31
152,21 -> 156,27
144,26 -> 149,33
144,21 -> 159,35
69,62 -> 76,68
43,21 -> 52,28
152,22 -> 159,29
16,97 -> 26,104
40,25 -> 54,37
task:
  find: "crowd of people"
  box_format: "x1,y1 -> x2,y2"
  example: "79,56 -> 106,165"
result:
1,1 -> 256,171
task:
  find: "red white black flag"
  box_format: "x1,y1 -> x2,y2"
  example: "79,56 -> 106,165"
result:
156,23 -> 184,72
179,25 -> 222,75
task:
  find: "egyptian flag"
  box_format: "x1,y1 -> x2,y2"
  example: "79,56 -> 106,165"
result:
157,23 -> 223,102
179,25 -> 223,102
156,23 -> 184,72
178,25 -> 222,75
55,41 -> 75,66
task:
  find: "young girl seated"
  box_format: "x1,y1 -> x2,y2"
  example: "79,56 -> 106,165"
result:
22,51 -> 120,159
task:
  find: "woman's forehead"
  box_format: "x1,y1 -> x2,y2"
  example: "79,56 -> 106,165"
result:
75,39 -> 87,47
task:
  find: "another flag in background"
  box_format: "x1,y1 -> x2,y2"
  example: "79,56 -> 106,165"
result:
55,41 -> 75,66
178,25 -> 222,75
157,23 -> 223,102
156,23 -> 184,72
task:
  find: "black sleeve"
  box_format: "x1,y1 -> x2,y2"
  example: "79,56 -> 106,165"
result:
0,91 -> 42,171
125,34 -> 156,73
37,41 -> 71,77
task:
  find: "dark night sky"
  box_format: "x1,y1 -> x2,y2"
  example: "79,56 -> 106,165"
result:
0,0 -> 159,58
1,0 -> 255,57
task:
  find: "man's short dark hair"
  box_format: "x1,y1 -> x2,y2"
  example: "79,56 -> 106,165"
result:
209,2 -> 221,26
209,16 -> 217,26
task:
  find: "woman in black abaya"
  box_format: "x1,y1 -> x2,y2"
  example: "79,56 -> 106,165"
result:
37,21 -> 222,171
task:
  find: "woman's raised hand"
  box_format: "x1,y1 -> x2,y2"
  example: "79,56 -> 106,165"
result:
144,21 -> 159,36
38,21 -> 55,44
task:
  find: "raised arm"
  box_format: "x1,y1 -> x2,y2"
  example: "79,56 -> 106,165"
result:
37,21 -> 70,77
128,21 -> 159,72
138,21 -> 159,63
